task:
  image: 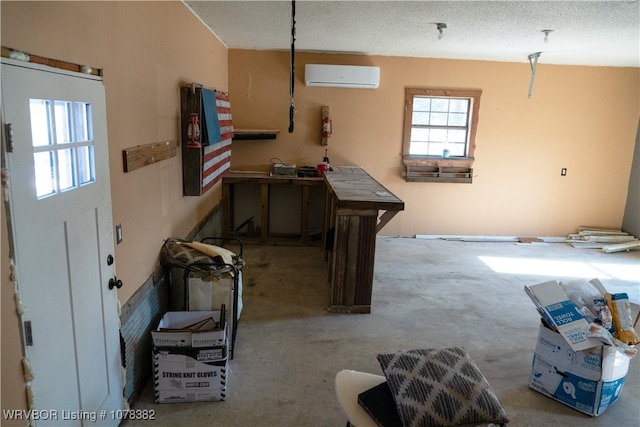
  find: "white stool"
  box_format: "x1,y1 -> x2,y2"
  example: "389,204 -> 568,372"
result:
335,369 -> 386,427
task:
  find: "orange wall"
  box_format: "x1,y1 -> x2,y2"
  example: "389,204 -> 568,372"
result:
1,1 -> 227,419
228,50 -> 639,237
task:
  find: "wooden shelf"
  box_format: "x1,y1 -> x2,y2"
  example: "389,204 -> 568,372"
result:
232,129 -> 280,141
405,166 -> 473,183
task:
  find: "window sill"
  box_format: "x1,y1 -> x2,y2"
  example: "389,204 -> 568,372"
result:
403,156 -> 474,168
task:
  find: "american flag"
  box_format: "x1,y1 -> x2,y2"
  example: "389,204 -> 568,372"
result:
202,91 -> 233,193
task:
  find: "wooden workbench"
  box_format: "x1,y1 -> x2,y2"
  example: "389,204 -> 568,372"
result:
324,166 -> 404,313
222,171 -> 324,243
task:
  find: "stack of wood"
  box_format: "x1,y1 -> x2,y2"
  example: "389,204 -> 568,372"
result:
567,226 -> 640,252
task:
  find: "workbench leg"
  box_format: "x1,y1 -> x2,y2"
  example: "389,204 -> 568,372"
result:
222,182 -> 234,238
260,183 -> 269,243
301,186 -> 310,243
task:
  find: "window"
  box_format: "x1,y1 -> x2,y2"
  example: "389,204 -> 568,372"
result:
29,99 -> 95,198
402,88 -> 481,183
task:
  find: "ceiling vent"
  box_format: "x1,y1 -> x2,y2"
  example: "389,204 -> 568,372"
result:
305,64 -> 380,89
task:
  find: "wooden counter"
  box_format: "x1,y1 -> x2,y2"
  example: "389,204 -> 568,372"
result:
222,171 -> 324,243
324,166 -> 404,313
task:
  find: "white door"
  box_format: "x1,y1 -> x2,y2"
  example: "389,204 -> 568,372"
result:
2,59 -> 122,426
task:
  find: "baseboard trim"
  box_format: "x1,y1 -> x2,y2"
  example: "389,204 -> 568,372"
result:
415,235 -> 566,243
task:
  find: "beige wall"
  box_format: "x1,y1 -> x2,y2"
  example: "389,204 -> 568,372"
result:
1,1 -> 227,419
229,50 -> 639,237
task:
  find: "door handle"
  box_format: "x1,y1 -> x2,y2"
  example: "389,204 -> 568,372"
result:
108,277 -> 123,290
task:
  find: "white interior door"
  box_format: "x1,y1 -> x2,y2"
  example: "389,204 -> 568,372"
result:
2,59 -> 122,426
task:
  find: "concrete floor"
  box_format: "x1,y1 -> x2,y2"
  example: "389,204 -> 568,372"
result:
125,237 -> 640,427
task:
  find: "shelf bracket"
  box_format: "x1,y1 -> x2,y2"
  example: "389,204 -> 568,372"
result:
527,52 -> 542,99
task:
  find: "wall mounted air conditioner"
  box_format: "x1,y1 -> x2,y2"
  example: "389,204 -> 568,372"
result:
304,64 -> 380,89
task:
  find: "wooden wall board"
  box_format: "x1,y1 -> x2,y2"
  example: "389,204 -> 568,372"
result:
1,46 -> 102,76
122,140 -> 178,172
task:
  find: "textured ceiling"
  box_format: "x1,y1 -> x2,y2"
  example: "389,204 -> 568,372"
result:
185,0 -> 640,67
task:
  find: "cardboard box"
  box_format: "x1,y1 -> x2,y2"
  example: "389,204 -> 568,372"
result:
524,281 -> 601,351
153,351 -> 227,403
630,302 -> 640,337
155,389 -> 226,404
529,323 -> 630,416
151,311 -> 230,403
151,311 -> 226,348
154,345 -> 227,364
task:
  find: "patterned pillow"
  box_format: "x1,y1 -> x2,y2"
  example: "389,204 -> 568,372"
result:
376,347 -> 510,427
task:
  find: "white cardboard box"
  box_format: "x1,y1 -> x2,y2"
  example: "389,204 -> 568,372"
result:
524,281 -> 601,352
155,389 -> 225,404
154,352 -> 227,403
529,324 -> 630,416
154,345 -> 227,364
151,311 -> 226,348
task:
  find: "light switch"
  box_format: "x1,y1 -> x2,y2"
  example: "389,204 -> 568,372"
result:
116,224 -> 123,244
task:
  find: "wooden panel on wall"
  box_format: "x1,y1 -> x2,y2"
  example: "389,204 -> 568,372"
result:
122,140 -> 178,173
181,86 -> 204,196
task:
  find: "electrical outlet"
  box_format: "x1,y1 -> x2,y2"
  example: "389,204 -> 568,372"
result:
561,168 -> 567,176
116,224 -> 123,244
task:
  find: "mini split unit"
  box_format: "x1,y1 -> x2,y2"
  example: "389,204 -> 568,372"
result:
304,64 -> 380,89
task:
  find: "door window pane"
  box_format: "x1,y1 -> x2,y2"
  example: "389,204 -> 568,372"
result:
57,148 -> 76,191
77,145 -> 95,185
74,102 -> 92,142
29,99 -> 53,147
33,151 -> 56,198
54,101 -> 73,144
